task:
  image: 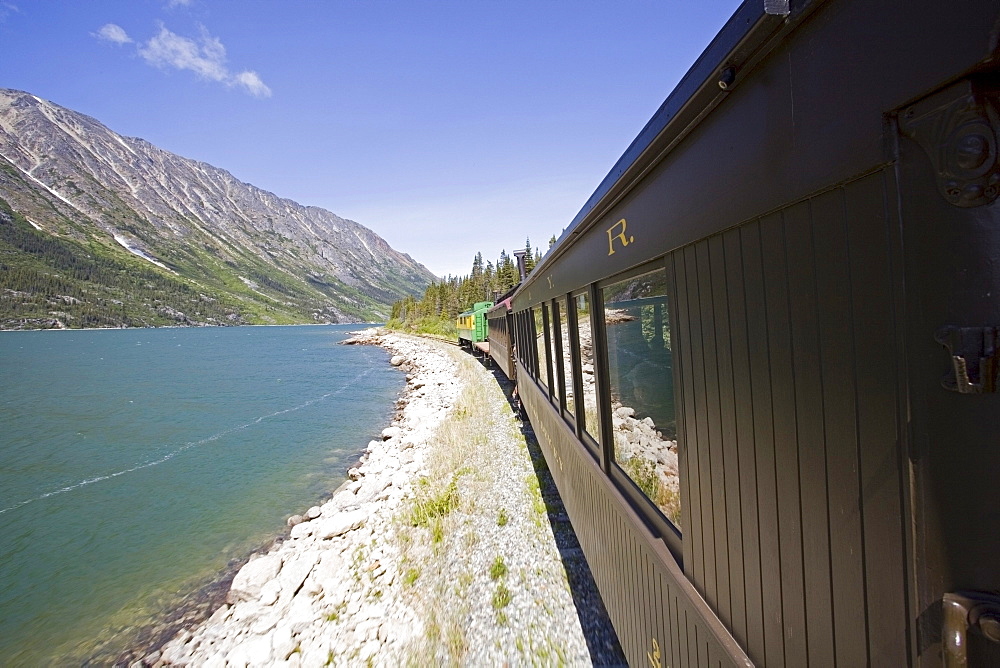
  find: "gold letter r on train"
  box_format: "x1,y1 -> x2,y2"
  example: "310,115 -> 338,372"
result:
607,218 -> 633,255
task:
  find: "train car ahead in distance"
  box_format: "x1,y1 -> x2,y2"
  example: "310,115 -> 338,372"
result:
456,301 -> 492,348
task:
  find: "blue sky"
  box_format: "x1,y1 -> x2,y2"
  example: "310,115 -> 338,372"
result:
0,0 -> 742,278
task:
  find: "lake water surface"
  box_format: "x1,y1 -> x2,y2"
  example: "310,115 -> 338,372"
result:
0,325 -> 401,665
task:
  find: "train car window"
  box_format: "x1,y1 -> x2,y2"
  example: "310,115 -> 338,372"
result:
548,300 -> 562,407
561,296 -> 576,421
523,309 -> 535,374
517,310 -> 532,372
602,267 -> 681,528
534,305 -> 550,389
573,291 -> 600,445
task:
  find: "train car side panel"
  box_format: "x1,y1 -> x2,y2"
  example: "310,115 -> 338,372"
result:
672,168 -> 911,665
502,1 -> 1000,665
518,367 -> 752,667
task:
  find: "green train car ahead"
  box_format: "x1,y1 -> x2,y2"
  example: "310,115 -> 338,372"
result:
456,301 -> 493,347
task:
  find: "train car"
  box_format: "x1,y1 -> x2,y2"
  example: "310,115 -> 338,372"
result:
502,0 -> 1000,665
456,301 -> 493,348
486,292 -> 517,380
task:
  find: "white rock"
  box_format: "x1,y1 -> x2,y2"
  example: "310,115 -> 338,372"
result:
201,652 -> 227,668
251,612 -> 278,635
390,355 -> 405,366
299,641 -> 332,668
272,623 -> 297,661
259,579 -> 281,606
289,521 -> 314,540
359,639 -> 381,661
381,426 -> 402,440
286,590 -> 322,634
225,634 -> 272,667
207,604 -> 231,625
317,509 -> 367,539
228,554 -> 283,604
278,550 -> 320,600
311,551 -> 346,596
304,506 -> 321,520
355,618 -> 380,642
615,405 -> 636,418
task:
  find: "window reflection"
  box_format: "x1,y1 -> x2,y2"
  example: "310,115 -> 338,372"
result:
574,292 -> 600,444
548,300 -> 562,405
534,305 -> 548,388
602,268 -> 681,528
559,298 -> 575,418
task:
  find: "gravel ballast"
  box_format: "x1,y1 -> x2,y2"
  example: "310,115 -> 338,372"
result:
143,330 -> 624,667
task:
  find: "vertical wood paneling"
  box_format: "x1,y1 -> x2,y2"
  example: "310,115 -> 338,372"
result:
655,570 -> 666,668
740,222 -> 785,666
644,552 -> 655,664
783,199 -> 837,665
697,240 -> 731,622
675,248 -> 704,587
843,173 -> 908,664
686,608 -> 697,668
709,234 -> 747,648
636,545 -> 648,665
673,592 -> 685,668
698,621 -> 710,665
760,211 -> 808,667
811,187 -> 869,666
724,227 -> 765,664
686,244 -> 718,603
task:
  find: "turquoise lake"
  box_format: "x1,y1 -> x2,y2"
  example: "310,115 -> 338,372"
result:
0,325 -> 402,665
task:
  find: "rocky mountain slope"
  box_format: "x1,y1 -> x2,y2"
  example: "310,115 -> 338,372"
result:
0,89 -> 436,328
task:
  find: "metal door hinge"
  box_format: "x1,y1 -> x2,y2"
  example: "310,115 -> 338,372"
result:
943,591 -> 1000,667
935,326 -> 999,393
900,79 -> 1000,208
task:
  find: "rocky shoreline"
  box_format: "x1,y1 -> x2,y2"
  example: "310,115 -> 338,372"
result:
129,329 -> 623,667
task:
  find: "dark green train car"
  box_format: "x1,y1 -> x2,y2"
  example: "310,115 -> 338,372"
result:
497,0 -> 1000,665
456,301 -> 493,347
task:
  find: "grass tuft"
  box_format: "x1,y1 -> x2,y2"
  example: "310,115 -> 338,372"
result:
492,582 -> 512,610
489,554 -> 508,581
408,475 -> 460,527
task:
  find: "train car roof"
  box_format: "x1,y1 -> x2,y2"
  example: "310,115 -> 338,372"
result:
521,0 -> 809,293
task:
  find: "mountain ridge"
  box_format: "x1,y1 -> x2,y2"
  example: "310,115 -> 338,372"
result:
0,88 -> 435,328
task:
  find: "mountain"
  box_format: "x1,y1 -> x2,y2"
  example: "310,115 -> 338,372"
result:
0,89 -> 436,329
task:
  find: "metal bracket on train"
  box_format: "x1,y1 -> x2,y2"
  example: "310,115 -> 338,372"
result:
943,591 -> 1000,667
935,326 -> 999,393
900,79 -> 1000,208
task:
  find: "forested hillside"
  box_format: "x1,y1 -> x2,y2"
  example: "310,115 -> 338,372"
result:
0,198 -> 285,328
389,238 -> 549,335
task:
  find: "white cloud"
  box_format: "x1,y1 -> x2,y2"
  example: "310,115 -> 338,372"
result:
0,2 -> 20,23
136,24 -> 271,97
166,0 -> 193,7
139,24 -> 228,81
94,23 -> 132,45
233,70 -> 272,98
